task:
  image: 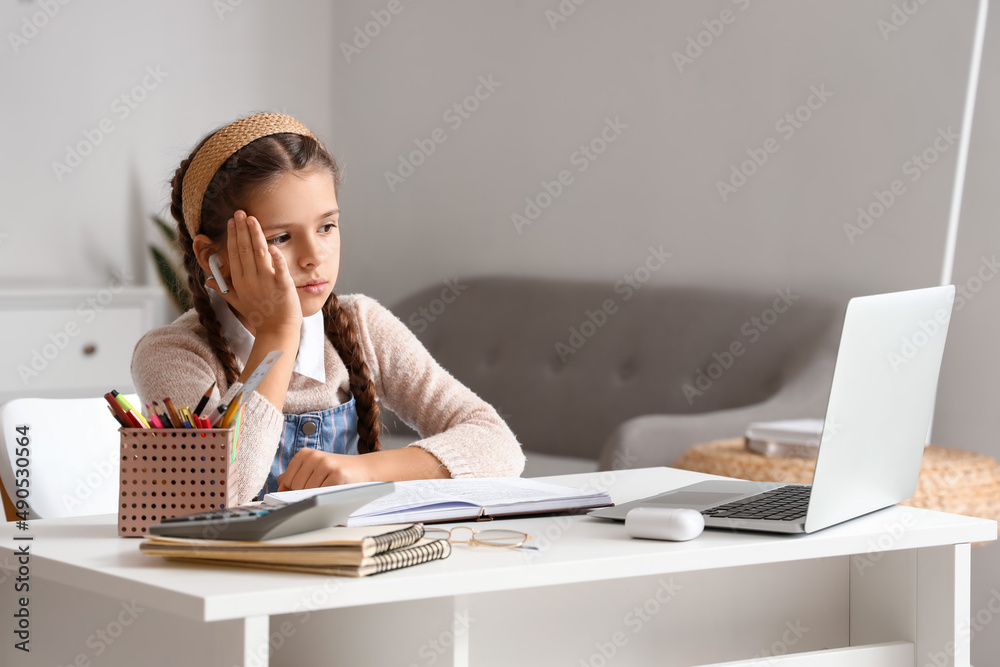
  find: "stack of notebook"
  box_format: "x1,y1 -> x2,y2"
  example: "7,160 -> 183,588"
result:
139,523 -> 450,577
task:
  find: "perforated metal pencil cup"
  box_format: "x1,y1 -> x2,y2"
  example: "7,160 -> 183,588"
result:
118,427 -> 237,537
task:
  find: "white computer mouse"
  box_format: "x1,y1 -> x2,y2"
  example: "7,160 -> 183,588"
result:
625,507 -> 705,542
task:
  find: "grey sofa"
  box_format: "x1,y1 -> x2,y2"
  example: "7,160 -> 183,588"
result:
383,276 -> 844,477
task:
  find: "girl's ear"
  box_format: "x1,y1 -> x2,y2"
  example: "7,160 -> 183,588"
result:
192,234 -> 222,279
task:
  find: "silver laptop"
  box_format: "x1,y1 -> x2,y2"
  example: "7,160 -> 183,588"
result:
589,285 -> 956,534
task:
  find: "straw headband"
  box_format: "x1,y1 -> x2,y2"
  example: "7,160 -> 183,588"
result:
181,113 -> 320,238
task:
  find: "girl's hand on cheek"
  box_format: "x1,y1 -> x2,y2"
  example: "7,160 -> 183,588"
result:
276,449 -> 373,491
218,210 -> 302,336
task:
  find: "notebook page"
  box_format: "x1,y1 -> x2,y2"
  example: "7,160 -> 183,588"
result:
265,478 -> 606,518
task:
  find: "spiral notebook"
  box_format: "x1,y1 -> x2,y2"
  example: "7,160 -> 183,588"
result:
139,523 -> 451,576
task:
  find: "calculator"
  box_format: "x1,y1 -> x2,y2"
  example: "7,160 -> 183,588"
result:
147,482 -> 394,541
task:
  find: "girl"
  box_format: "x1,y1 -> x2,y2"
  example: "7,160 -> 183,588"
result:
131,112 -> 525,506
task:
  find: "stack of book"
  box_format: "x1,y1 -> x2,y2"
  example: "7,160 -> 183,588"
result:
744,418 -> 824,459
139,523 -> 450,577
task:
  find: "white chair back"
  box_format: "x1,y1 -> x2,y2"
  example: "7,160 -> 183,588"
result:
0,395 -> 136,520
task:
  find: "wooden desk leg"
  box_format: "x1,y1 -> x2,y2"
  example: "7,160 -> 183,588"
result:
850,544 -> 971,667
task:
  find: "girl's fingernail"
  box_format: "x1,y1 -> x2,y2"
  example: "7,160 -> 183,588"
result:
228,218 -> 235,229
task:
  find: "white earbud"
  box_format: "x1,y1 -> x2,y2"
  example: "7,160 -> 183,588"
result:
209,253 -> 229,295
625,507 -> 705,541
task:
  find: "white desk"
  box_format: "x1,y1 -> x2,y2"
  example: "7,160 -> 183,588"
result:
0,467 -> 994,667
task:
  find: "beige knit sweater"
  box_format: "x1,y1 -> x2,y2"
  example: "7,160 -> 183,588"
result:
130,294 -> 525,506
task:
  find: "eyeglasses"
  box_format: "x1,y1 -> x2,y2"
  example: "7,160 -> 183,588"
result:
423,526 -> 536,550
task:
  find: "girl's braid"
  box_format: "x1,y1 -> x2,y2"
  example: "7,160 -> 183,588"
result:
323,293 -> 381,454
170,154 -> 241,386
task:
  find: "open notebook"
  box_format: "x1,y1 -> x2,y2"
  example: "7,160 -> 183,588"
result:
262,478 -> 613,526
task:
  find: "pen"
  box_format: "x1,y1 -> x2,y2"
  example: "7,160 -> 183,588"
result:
178,406 -> 194,429
194,381 -> 216,416
163,397 -> 184,429
208,401 -> 230,427
152,401 -> 174,428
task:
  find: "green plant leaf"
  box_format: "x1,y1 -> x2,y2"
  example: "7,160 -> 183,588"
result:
151,246 -> 192,313
152,215 -> 177,245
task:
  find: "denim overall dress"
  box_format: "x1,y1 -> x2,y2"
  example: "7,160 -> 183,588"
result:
257,394 -> 360,498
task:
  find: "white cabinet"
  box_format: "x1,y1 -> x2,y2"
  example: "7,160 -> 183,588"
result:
0,287 -> 165,403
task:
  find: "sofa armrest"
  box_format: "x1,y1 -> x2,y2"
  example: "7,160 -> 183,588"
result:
597,330 -> 838,471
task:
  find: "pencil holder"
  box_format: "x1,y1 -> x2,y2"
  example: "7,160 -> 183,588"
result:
118,427 -> 236,537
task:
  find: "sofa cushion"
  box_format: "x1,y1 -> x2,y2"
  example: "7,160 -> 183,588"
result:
390,277 -> 840,462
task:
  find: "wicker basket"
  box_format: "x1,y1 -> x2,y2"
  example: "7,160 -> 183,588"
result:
673,438 -> 1000,542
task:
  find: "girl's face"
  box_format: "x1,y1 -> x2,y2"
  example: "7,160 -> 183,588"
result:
241,168 -> 341,318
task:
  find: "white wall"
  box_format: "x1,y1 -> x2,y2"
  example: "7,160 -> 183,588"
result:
330,0 -> 975,305
0,0 -> 334,290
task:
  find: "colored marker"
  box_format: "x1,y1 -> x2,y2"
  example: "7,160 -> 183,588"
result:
105,393 -> 135,427
145,404 -> 164,429
112,391 -> 149,428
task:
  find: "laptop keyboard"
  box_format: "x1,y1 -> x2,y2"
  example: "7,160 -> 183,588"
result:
701,485 -> 811,521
